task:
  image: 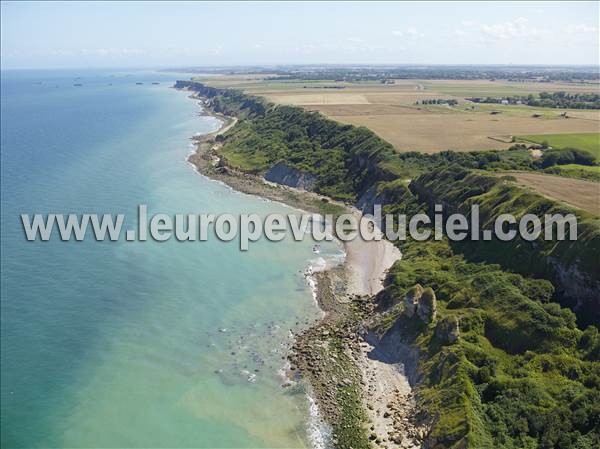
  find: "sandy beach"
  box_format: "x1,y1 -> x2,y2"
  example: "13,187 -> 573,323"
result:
182,90 -> 422,448
344,210 -> 402,297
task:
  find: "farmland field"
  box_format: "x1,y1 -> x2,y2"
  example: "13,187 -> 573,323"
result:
318,111 -> 598,153
196,75 -> 600,153
499,171 -> 600,215
517,132 -> 600,158
419,79 -> 600,97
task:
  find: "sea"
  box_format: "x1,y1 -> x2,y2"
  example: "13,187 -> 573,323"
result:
0,69 -> 342,448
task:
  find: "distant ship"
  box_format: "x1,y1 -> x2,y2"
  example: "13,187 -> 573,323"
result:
151,82 -> 160,85
73,83 -> 83,87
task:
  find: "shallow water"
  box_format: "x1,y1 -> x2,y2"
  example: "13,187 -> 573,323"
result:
1,69 -> 339,448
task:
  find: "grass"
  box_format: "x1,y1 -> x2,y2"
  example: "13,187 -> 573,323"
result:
543,164 -> 600,182
518,133 -> 600,159
219,146 -> 269,173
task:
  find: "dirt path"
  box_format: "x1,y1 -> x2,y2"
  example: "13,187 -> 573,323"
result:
499,171 -> 599,215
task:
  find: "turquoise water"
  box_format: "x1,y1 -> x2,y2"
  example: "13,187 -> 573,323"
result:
1,70 -> 339,448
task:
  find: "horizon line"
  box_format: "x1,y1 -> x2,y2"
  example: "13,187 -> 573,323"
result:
2,62 -> 600,72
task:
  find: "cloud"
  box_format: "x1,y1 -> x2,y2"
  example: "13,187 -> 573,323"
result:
564,24 -> 598,34
207,45 -> 223,56
481,17 -> 541,40
453,20 -> 477,39
297,43 -> 317,55
78,48 -> 148,57
392,26 -> 424,38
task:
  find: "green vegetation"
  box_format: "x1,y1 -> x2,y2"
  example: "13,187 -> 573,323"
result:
378,172 -> 600,448
219,105 -> 401,202
410,167 -> 600,324
467,92 -> 600,109
514,133 -> 600,179
416,99 -> 459,106
328,335 -> 372,449
414,143 -> 599,182
542,164 -> 600,182
378,236 -> 600,449
518,133 -> 600,159
540,147 -> 597,168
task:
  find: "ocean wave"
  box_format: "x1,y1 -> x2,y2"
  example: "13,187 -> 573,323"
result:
306,392 -> 334,449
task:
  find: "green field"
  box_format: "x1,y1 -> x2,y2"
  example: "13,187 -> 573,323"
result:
518,132 -> 600,158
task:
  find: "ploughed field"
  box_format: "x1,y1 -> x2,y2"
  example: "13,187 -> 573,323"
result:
196,75 -> 600,153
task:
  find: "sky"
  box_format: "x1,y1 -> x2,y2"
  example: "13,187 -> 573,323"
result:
1,1 -> 599,69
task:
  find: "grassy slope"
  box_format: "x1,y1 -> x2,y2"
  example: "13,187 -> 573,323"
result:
377,236 -> 600,449
542,164 -> 600,182
411,168 -> 600,285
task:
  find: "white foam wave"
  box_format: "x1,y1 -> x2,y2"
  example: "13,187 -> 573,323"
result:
306,392 -> 334,449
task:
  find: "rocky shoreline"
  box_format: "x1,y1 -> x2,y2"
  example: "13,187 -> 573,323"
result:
182,90 -> 427,449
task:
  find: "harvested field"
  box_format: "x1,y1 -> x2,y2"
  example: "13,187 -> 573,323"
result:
328,113 -> 599,153
265,92 -> 370,105
500,171 -> 600,215
251,83 -> 599,152
197,75 -> 600,153
303,104 -> 423,116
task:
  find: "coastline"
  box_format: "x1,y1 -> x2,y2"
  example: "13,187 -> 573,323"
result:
185,92 -> 400,297
182,90 -> 424,448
